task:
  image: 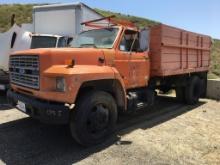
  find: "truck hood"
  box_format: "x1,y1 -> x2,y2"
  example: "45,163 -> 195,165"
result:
12,47 -> 107,69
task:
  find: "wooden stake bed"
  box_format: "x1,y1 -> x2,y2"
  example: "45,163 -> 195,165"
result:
149,24 -> 211,77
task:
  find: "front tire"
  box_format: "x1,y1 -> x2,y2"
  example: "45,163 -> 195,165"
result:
70,90 -> 118,146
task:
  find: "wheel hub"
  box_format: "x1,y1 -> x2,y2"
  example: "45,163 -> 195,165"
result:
87,104 -> 109,133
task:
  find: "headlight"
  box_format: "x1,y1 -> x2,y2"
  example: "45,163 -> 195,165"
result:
56,77 -> 66,92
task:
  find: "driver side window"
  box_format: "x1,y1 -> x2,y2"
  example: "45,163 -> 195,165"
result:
119,30 -> 140,52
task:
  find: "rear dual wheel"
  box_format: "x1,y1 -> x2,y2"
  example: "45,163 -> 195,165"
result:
70,91 -> 118,146
185,76 -> 203,105
176,76 -> 204,105
176,86 -> 186,103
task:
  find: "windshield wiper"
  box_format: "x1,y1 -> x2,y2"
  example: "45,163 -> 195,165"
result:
79,44 -> 97,48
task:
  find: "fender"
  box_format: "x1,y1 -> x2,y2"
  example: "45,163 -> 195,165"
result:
43,65 -> 127,108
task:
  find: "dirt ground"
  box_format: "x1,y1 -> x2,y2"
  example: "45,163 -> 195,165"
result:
0,92 -> 220,165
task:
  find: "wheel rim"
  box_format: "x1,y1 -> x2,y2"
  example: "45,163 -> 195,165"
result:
86,103 -> 110,135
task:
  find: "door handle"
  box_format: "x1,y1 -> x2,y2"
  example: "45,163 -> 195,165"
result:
98,57 -> 105,63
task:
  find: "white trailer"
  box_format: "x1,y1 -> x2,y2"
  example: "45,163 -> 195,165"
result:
0,24 -> 31,90
33,2 -> 104,36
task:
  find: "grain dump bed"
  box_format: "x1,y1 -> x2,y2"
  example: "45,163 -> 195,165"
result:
149,24 -> 212,77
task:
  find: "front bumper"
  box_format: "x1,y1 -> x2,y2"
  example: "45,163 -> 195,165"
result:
7,90 -> 70,124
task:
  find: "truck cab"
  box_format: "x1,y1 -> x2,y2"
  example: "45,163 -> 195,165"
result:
31,34 -> 73,49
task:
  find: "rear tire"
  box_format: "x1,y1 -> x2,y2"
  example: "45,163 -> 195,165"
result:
200,78 -> 207,98
70,90 -> 118,146
175,87 -> 186,103
185,76 -> 202,105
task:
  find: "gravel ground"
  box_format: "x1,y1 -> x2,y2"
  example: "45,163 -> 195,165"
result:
0,92 -> 220,165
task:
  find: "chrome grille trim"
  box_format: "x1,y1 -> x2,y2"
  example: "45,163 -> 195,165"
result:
9,55 -> 40,89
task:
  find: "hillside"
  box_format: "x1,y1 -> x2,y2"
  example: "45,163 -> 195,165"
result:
94,8 -> 159,27
0,4 -> 219,78
210,39 -> 220,78
0,4 -> 33,32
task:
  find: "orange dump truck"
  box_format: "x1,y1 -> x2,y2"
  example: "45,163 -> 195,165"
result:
7,17 -> 212,146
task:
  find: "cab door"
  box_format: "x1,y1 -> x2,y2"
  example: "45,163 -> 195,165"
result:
129,51 -> 150,88
114,29 -> 150,89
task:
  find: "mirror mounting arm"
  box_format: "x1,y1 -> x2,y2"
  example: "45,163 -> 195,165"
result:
129,32 -> 138,55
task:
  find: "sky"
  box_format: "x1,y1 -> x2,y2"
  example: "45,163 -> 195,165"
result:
0,0 -> 219,39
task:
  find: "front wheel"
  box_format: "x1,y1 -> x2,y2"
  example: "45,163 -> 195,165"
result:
70,91 -> 118,146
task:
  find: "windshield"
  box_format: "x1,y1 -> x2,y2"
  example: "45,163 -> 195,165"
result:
31,36 -> 57,49
70,28 -> 119,49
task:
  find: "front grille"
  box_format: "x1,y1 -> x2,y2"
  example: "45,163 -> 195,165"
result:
9,55 -> 40,89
